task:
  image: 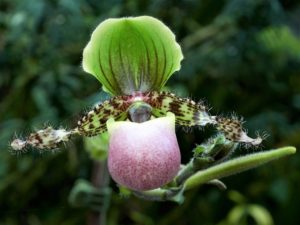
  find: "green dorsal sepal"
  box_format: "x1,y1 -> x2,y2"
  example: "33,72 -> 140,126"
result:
82,16 -> 183,96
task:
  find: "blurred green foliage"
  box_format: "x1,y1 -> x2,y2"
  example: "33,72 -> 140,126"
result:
0,0 -> 299,224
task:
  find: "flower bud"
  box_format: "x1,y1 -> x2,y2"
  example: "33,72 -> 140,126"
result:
107,112 -> 181,191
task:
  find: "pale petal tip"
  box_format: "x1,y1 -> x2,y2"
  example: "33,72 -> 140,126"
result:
10,139 -> 27,151
239,132 -> 263,146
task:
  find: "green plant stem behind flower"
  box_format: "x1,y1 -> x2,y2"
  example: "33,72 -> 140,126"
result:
184,146 -> 296,190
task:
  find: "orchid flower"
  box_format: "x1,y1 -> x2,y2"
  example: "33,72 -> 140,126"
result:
10,16 -> 296,200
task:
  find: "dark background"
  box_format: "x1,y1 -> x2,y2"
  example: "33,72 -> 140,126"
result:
0,0 -> 299,224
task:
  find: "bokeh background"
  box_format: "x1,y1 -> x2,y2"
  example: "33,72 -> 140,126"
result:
0,0 -> 299,224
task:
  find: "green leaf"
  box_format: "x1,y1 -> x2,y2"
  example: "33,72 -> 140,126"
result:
82,16 -> 183,95
184,146 -> 296,190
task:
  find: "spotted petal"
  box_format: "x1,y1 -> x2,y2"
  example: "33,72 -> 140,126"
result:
82,16 -> 183,96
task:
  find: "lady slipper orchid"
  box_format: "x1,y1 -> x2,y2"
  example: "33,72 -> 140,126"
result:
107,112 -> 180,191
10,16 -> 295,199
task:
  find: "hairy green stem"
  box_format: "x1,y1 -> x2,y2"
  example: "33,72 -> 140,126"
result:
175,156 -> 214,186
184,146 -> 296,190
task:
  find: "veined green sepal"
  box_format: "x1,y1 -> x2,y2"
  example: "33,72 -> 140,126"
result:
82,16 -> 183,95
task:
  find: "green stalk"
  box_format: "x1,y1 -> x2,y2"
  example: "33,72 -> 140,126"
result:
184,146 -> 296,190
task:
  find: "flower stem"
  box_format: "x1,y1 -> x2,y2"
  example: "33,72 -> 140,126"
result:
184,146 -> 296,190
88,160 -> 110,225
